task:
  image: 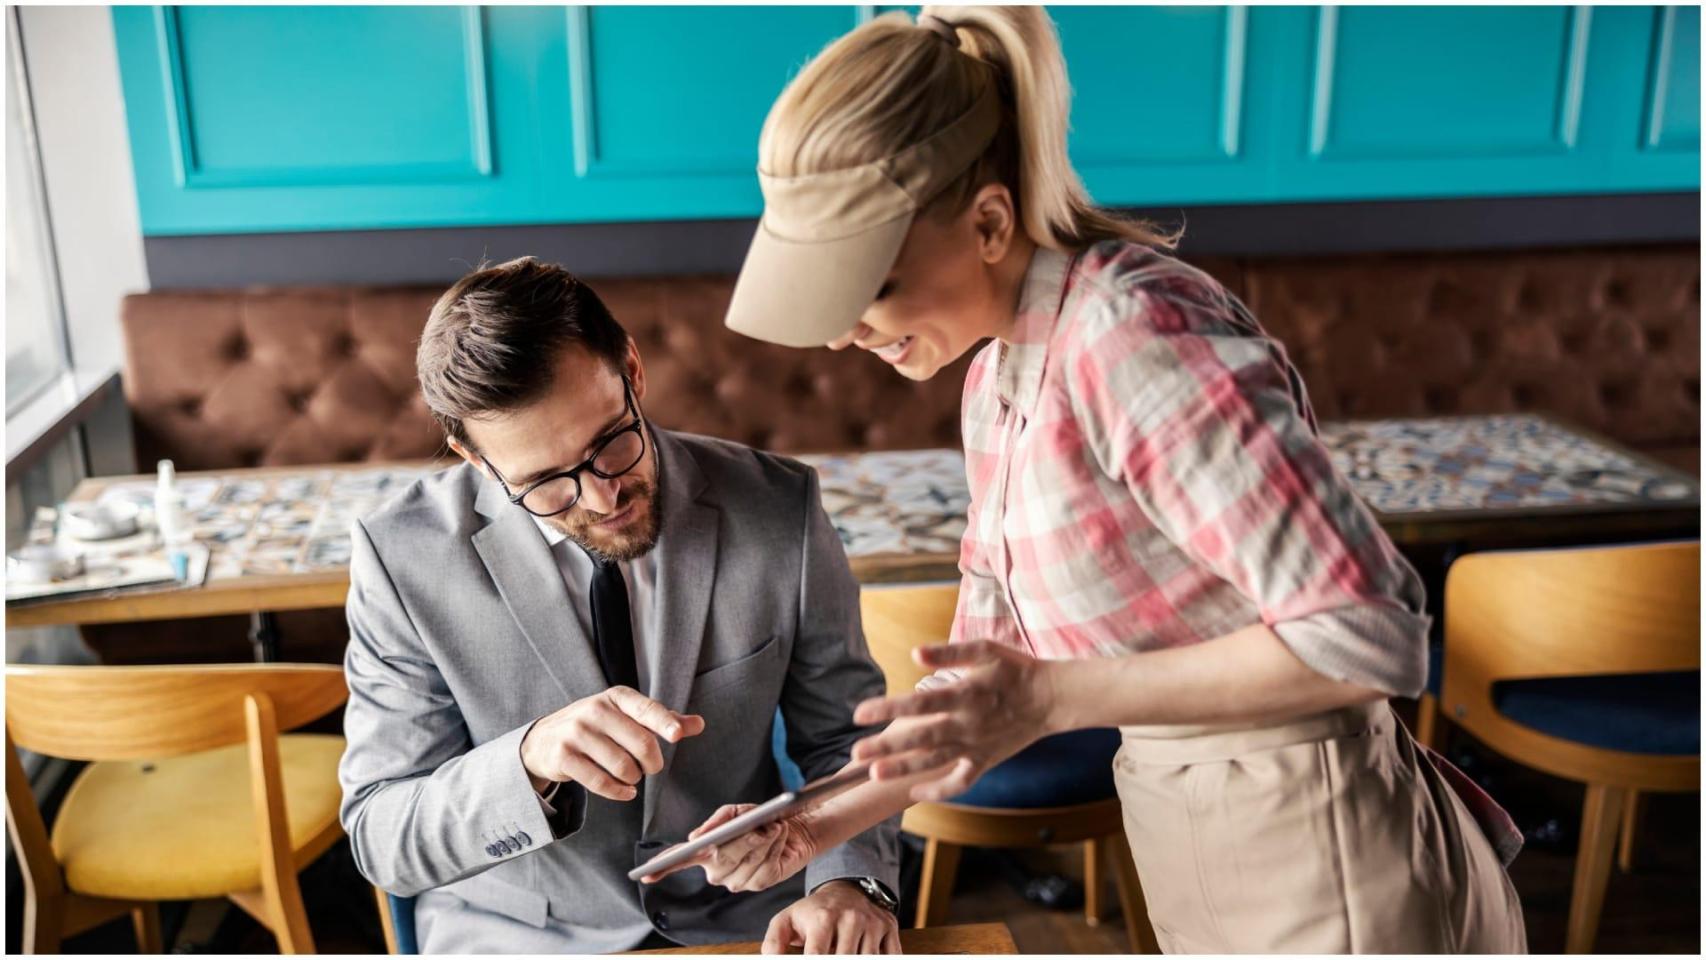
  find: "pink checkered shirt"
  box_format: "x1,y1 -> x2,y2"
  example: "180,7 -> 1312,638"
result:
944,242 -> 1522,865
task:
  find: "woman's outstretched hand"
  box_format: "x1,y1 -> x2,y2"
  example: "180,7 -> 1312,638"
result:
850,641 -> 1060,803
637,804 -> 819,893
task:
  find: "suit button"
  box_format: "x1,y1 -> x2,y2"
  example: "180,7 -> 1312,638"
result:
653,911 -> 670,931
504,835 -> 520,850
485,844 -> 499,858
499,839 -> 514,854
517,831 -> 532,847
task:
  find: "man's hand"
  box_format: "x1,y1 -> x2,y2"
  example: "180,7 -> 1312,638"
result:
763,879 -> 899,955
520,686 -> 705,801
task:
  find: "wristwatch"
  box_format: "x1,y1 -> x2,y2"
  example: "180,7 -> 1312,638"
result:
851,877 -> 898,914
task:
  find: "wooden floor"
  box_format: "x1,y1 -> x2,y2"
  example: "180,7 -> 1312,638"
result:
44,707 -> 1702,954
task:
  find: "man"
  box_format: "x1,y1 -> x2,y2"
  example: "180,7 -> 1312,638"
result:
338,257 -> 901,953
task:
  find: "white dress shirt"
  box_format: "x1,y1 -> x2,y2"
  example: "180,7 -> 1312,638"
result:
529,515 -> 660,814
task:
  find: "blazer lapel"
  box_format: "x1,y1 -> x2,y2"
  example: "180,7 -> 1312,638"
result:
471,478 -> 608,706
642,430 -> 719,834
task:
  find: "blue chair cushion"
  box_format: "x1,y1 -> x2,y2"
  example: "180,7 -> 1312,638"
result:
948,728 -> 1123,809
1492,670 -> 1700,756
388,892 -> 418,954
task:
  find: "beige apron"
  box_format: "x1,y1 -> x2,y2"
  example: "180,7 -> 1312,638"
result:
1113,700 -> 1527,953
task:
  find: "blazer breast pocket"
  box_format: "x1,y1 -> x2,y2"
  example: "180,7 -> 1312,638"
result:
688,633 -> 785,703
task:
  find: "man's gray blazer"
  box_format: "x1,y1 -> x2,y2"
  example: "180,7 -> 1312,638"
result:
338,428 -> 900,952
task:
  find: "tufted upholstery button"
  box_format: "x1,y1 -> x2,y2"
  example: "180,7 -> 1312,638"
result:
1602,278 -> 1633,308
332,333 -> 357,358
179,398 -> 203,418
240,449 -> 264,468
1515,282 -> 1543,312
1599,381 -> 1634,410
783,374 -> 814,401
288,391 -> 312,414
225,336 -> 250,362
1423,386 -> 1458,414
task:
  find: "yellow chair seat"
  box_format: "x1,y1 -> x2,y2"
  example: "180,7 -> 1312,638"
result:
51,734 -> 345,901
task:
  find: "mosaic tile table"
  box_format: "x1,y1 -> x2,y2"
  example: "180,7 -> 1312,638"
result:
8,414 -> 1696,631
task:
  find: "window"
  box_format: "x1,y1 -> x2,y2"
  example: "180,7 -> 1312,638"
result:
5,9 -> 70,417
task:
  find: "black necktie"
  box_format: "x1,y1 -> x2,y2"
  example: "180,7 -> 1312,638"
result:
589,557 -> 639,691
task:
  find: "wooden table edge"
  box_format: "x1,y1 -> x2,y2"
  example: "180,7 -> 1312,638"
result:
620,921 -> 1018,955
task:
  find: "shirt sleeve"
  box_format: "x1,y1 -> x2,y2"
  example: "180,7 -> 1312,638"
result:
1066,289 -> 1431,697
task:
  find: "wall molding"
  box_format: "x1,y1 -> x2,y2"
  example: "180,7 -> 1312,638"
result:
1643,5 -> 1698,153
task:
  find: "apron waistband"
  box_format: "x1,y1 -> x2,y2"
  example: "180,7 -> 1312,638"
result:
1117,699 -> 1389,765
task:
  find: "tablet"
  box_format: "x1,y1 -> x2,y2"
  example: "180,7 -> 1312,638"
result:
628,762 -> 872,882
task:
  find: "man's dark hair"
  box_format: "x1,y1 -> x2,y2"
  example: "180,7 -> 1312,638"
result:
417,257 -> 629,447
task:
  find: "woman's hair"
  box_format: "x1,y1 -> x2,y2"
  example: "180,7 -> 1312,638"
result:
759,6 -> 1177,251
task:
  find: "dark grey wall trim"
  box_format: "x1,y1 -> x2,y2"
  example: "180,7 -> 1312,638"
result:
144,192 -> 1699,289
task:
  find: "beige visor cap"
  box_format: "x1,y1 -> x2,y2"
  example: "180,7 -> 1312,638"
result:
725,80 -> 1001,348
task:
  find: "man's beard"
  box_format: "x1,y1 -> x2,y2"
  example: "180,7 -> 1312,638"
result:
545,474 -> 664,562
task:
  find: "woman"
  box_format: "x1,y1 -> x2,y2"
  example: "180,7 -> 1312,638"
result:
652,8 -> 1527,953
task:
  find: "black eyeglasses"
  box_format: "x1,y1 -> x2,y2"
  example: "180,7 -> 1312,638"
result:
482,377 -> 647,517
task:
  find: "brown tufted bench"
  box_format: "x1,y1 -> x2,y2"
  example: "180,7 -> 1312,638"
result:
101,244 -> 1697,665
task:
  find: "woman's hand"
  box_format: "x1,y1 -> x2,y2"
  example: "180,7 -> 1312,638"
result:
850,641 -> 1060,803
638,804 -> 820,893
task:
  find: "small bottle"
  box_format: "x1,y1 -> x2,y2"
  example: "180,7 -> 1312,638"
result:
154,459 -> 189,580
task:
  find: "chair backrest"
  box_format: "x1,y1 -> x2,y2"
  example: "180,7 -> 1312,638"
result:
4,663 -> 347,761
1441,540 -> 1700,786
860,584 -> 958,695
1444,541 -> 1699,682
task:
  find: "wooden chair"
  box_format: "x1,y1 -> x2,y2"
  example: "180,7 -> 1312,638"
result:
860,585 -> 1159,953
4,663 -> 352,953
1439,541 -> 1700,953
1421,650 -> 1653,879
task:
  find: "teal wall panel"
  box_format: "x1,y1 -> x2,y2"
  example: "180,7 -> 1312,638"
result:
1308,6 -> 1587,159
571,6 -> 859,177
1058,6 -> 1246,164
161,6 -> 491,187
114,5 -> 1699,236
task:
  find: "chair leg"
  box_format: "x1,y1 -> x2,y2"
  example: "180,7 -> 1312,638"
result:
22,888 -> 63,954
1415,693 -> 1441,750
259,869 -> 316,954
1617,790 -> 1644,874
132,902 -> 163,953
1566,783 -> 1627,954
1108,830 -> 1161,954
375,886 -> 400,954
1084,838 -> 1105,926
915,837 -> 961,929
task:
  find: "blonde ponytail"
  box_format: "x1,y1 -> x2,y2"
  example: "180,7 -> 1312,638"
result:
760,6 -> 1175,253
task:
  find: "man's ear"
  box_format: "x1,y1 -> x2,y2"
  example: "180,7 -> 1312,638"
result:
970,182 -> 1018,265
626,338 -> 648,404
447,436 -> 486,476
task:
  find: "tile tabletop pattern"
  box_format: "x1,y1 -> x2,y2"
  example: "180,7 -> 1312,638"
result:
32,417 -> 1693,589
